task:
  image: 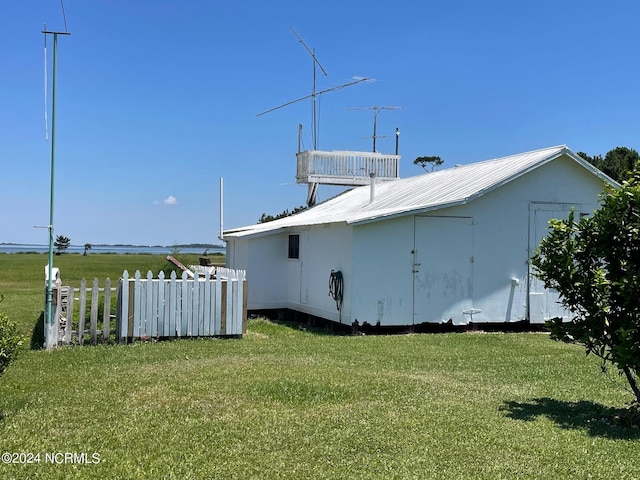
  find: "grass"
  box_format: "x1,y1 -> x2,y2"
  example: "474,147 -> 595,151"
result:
0,254 -> 639,479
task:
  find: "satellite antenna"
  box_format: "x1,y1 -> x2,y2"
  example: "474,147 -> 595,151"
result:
257,27 -> 371,150
345,106 -> 403,152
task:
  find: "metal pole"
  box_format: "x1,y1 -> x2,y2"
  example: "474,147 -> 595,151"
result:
373,109 -> 378,153
42,29 -> 70,349
45,33 -> 58,349
395,127 -> 399,155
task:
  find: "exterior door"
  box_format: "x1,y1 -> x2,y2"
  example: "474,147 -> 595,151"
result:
413,216 -> 474,325
528,203 -> 578,323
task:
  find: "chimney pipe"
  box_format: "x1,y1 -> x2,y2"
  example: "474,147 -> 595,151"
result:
369,172 -> 376,204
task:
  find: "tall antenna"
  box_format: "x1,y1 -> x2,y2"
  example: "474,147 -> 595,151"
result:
42,24 -> 71,350
346,106 -> 403,152
291,27 -> 326,150
257,27 -> 371,150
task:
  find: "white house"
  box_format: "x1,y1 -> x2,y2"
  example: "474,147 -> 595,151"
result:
223,145 -> 615,329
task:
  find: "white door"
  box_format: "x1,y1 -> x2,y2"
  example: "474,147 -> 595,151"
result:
528,203 -> 579,323
413,216 -> 474,325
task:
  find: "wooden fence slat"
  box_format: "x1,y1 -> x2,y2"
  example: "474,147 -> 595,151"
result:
158,271 -> 166,337
179,272 -> 187,336
65,286 -> 75,344
133,271 -> 142,338
203,272 -> 211,336
215,274 -> 222,335
169,271 -> 177,336
90,278 -> 99,345
146,270 -> 154,337
103,278 -> 111,344
193,273 -> 200,336
226,274 -> 233,334
78,278 -> 87,346
117,272 -> 128,343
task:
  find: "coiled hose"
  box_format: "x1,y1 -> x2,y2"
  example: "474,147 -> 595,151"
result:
329,270 -> 344,321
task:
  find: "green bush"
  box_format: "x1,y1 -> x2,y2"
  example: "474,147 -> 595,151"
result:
0,294 -> 24,377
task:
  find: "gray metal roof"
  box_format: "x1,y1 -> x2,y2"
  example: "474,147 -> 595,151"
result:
224,145 -> 613,238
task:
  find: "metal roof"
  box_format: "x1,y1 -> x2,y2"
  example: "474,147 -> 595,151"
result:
224,145 -> 614,238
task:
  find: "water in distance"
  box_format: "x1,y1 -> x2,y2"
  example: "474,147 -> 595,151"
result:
0,244 -> 225,255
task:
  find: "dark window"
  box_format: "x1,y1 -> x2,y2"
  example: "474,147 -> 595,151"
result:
288,234 -> 300,259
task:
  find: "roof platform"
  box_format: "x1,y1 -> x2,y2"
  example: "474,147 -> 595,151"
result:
296,150 -> 400,186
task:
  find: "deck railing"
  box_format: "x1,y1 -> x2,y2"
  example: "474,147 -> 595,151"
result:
296,150 -> 400,186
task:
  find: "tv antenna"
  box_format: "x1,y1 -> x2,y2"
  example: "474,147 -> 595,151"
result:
257,27 -> 371,150
346,105 -> 403,152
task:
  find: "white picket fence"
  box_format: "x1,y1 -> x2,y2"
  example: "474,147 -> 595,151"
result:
117,268 -> 247,342
47,267 -> 247,348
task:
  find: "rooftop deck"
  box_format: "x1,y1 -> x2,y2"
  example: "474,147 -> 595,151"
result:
296,150 -> 400,186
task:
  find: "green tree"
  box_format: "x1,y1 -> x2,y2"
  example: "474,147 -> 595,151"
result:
83,243 -> 92,256
413,155 -> 443,172
531,173 -> 640,405
258,205 -> 307,223
54,235 -> 71,255
578,147 -> 640,183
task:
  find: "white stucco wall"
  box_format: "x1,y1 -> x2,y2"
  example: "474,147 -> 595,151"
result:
226,233 -> 287,309
287,224 -> 353,323
351,215 -> 415,325
349,155 -> 606,326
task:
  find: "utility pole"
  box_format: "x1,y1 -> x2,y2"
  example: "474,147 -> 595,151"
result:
42,28 -> 70,350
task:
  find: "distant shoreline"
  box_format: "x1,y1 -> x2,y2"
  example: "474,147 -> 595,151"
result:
0,242 -> 224,249
0,243 -> 225,255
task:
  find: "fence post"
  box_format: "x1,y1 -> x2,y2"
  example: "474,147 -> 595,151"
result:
118,270 -> 129,344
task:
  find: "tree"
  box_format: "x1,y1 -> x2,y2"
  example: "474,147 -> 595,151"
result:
83,243 -> 92,256
577,147 -> 640,183
531,172 -> 640,405
413,155 -> 443,172
53,235 -> 71,255
258,205 -> 307,223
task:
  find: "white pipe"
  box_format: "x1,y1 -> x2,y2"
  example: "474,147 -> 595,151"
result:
369,172 -> 376,204
218,177 -> 224,241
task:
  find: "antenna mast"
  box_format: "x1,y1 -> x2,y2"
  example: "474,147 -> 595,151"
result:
346,105 -> 403,152
290,27 -> 327,150
257,27 -> 371,150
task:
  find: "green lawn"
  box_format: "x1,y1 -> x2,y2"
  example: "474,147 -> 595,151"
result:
0,254 -> 638,479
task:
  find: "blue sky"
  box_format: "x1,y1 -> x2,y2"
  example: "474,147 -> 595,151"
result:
1,0 -> 639,246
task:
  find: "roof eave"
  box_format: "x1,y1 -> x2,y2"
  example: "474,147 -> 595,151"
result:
349,199 -> 470,226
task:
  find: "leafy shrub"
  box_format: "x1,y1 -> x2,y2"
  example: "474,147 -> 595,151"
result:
0,296 -> 24,377
532,173 -> 640,405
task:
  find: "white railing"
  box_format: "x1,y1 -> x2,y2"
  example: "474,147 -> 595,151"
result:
296,150 -> 400,186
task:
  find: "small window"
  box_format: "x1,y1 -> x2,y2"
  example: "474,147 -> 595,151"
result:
288,234 -> 300,259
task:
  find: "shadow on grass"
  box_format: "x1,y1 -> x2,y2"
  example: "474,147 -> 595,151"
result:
269,319 -> 349,336
501,397 -> 640,439
30,312 -> 45,350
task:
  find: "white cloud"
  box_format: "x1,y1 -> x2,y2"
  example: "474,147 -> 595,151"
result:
163,195 -> 178,205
